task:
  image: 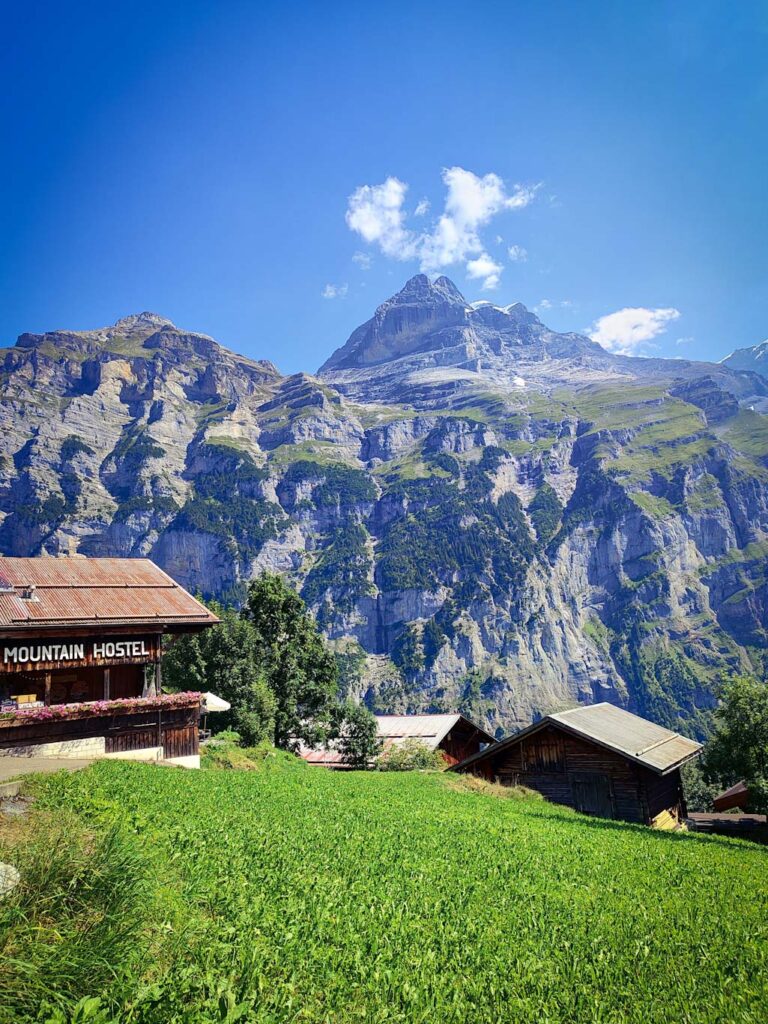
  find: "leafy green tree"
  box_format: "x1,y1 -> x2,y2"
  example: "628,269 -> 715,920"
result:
330,700 -> 381,768
243,573 -> 338,749
701,675 -> 768,813
680,760 -> 719,813
162,601 -> 276,745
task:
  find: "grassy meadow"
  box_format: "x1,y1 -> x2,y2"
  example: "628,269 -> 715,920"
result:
1,759 -> 766,1023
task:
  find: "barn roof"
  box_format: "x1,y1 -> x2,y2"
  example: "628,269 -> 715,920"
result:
0,557 -> 219,634
299,713 -> 495,766
713,780 -> 750,812
374,713 -> 494,748
452,702 -> 702,776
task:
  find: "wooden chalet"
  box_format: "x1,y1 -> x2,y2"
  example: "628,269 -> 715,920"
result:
452,702 -> 702,827
0,556 -> 218,768
300,712 -> 495,768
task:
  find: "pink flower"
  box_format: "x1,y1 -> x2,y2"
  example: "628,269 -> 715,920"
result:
0,691 -> 202,725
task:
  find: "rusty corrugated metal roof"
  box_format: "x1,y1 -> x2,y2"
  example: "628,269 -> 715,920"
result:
0,557 -> 219,632
298,746 -> 348,766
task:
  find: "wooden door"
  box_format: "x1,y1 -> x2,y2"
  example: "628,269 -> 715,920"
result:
571,772 -> 615,819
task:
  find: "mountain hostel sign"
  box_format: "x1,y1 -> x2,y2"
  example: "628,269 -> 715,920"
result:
1,636 -> 159,673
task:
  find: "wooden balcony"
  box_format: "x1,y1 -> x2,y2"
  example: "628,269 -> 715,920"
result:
0,692 -> 202,767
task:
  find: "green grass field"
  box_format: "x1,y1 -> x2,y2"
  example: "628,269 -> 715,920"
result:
2,761 -> 767,1023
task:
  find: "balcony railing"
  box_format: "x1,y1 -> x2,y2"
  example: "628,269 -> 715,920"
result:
0,691 -> 202,727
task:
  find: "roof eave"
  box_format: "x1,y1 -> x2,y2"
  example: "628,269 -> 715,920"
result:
0,614 -> 220,635
450,715 -> 702,775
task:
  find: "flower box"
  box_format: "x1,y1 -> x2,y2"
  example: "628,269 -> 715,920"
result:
0,691 -> 202,727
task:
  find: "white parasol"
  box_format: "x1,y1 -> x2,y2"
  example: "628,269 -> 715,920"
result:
202,692 -> 231,712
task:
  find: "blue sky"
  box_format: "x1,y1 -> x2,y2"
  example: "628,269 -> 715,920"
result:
1,1 -> 766,373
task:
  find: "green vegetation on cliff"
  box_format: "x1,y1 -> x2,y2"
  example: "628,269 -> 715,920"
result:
377,466 -> 534,596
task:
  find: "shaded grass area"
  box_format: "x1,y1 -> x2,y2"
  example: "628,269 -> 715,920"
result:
0,803 -> 194,1024
6,761 -> 765,1023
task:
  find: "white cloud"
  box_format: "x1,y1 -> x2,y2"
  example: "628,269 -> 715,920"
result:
675,335 -> 694,346
345,167 -> 540,291
588,306 -> 681,355
345,177 -> 416,261
507,244 -> 528,262
352,251 -> 372,270
322,283 -> 348,299
466,254 -> 503,291
414,198 -> 430,216
536,298 -> 553,311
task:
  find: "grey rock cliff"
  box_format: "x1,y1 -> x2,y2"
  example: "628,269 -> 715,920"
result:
1,281 -> 767,738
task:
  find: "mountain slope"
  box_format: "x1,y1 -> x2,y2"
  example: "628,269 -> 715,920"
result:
1,282 -> 767,737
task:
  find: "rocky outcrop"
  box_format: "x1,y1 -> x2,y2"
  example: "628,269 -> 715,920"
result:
1,280 -> 767,739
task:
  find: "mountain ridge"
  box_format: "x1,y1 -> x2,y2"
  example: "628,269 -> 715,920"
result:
319,275 -> 768,411
1,276 -> 767,738
722,338 -> 768,379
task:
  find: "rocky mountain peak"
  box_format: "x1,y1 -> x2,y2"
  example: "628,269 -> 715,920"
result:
319,274 -> 470,373
1,286 -> 768,739
112,312 -> 177,333
722,339 -> 768,379
319,275 -> 766,408
393,273 -> 466,306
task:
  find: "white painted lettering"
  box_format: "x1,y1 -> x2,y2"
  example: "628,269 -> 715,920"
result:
1,638 -> 151,666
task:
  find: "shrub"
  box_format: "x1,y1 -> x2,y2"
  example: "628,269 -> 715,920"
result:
201,736 -> 306,772
377,738 -> 447,772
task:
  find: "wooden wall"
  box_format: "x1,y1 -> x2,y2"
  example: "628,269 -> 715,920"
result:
1,664 -> 146,706
440,723 -> 491,766
475,723 -> 684,825
0,705 -> 199,760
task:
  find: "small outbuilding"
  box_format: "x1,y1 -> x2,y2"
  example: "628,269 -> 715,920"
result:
300,712 -> 495,768
452,702 -> 702,827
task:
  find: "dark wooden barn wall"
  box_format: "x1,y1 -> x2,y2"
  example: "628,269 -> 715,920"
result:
644,766 -> 686,821
478,723 -> 684,825
440,724 -> 488,766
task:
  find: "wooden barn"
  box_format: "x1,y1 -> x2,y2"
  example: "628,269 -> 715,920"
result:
300,712 -> 495,768
0,556 -> 218,768
452,702 -> 702,827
